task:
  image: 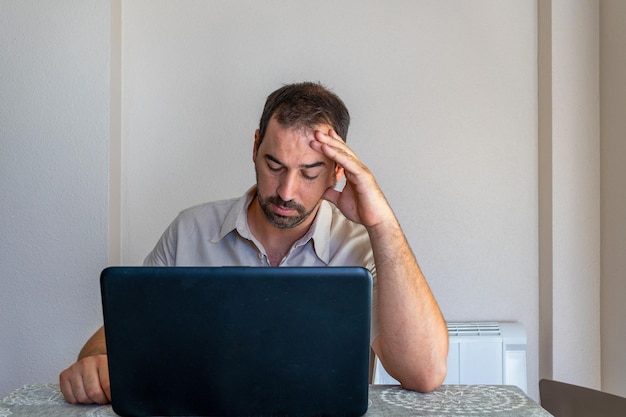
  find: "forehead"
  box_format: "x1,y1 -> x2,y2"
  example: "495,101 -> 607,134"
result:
259,118 -> 333,166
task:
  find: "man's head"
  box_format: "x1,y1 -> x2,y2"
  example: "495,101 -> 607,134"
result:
256,82 -> 350,148
251,82 -> 348,230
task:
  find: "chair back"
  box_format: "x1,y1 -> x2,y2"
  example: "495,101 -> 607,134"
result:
539,379 -> 626,417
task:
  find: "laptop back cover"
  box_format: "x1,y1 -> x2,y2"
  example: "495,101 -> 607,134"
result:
101,266 -> 372,417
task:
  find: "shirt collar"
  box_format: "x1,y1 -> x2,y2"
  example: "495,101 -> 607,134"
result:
295,201 -> 331,264
217,186 -> 332,264
217,186 -> 256,241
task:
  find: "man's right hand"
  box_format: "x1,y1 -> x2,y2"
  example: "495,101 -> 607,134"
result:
59,354 -> 111,404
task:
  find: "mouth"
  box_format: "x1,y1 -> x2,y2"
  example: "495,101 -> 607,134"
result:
257,193 -> 313,229
272,203 -> 297,216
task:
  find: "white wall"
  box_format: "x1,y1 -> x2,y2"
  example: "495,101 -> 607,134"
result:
600,0 -> 626,398
120,0 -> 540,398
0,0 -> 110,397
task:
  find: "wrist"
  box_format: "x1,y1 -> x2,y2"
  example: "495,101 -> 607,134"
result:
78,350 -> 107,360
366,215 -> 401,238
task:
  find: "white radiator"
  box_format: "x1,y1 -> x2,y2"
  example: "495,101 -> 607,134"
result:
372,321 -> 527,393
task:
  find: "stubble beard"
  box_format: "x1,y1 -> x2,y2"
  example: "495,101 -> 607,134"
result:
256,193 -> 318,229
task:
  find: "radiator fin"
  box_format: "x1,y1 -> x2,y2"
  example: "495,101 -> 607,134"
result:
447,322 -> 501,337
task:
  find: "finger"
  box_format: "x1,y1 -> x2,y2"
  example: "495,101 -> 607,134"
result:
327,129 -> 354,151
311,135 -> 359,173
312,130 -> 355,157
83,366 -> 109,404
59,371 -> 78,404
68,371 -> 90,404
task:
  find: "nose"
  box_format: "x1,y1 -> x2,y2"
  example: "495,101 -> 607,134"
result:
277,171 -> 298,203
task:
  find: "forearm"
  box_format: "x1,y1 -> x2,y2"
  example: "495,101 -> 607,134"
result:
368,217 -> 448,392
310,128 -> 448,389
78,326 -> 107,360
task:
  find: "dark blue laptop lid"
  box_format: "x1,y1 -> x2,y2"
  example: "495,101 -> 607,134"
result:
101,266 -> 372,417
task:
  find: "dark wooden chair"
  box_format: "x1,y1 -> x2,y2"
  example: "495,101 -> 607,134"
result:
539,379 -> 626,417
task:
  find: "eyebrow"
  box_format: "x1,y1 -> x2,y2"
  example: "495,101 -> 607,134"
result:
264,154 -> 327,170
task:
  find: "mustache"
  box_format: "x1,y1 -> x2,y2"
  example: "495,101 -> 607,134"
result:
267,196 -> 301,210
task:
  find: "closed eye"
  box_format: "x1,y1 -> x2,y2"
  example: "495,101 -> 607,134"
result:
301,171 -> 319,180
264,154 -> 325,180
268,163 -> 282,172
265,156 -> 284,172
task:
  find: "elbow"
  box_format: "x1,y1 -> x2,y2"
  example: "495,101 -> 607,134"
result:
373,331 -> 449,393
398,360 -> 447,393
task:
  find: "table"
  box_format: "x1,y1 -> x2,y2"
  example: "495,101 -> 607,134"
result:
1,383 -> 552,416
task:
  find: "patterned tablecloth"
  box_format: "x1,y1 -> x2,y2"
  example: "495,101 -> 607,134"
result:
1,383 -> 552,417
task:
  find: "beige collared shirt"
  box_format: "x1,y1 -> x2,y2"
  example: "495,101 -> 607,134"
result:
144,186 -> 379,341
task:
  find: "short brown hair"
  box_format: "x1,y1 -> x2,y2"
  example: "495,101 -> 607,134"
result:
258,82 -> 350,145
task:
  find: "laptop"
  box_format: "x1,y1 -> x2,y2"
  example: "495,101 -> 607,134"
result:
100,266 -> 372,417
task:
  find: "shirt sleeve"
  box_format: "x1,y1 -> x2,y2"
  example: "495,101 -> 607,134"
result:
143,217 -> 179,266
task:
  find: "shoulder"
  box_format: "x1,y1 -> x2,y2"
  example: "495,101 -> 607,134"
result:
175,188 -> 253,225
163,197 -> 235,236
177,197 -> 239,220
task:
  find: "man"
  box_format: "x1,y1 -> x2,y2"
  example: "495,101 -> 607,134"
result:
59,82 -> 448,404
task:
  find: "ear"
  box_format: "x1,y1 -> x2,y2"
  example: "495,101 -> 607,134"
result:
253,130 -> 260,163
334,164 -> 345,183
